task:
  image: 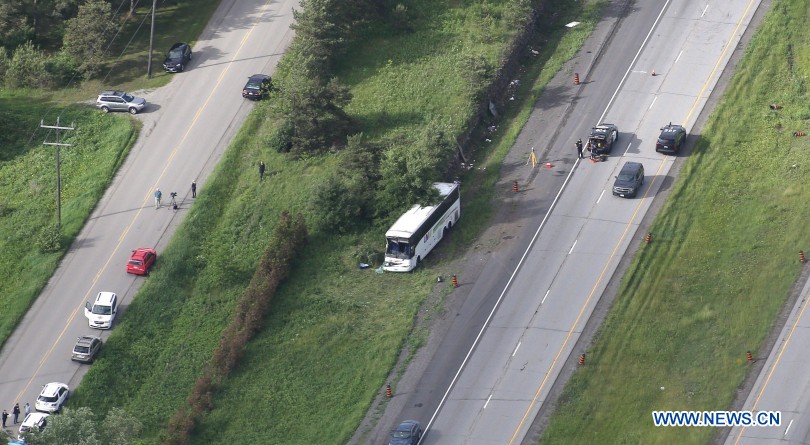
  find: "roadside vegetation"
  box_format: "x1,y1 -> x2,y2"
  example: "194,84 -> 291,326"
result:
540,0 -> 810,443
65,0 -> 608,444
0,93 -> 136,347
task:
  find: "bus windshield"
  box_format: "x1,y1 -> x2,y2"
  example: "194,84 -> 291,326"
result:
386,238 -> 412,259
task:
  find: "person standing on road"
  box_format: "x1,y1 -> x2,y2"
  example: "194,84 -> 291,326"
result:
12,403 -> 19,423
191,181 -> 197,198
154,189 -> 162,209
24,402 -> 30,416
575,139 -> 583,159
1,409 -> 8,428
259,161 -> 266,181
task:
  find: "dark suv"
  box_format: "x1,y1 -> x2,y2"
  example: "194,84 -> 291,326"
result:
655,123 -> 687,154
613,161 -> 644,198
162,42 -> 192,73
588,123 -> 619,155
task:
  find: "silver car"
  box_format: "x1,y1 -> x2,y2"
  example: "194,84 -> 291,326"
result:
96,90 -> 146,114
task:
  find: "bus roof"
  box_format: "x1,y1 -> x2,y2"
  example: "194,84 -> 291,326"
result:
385,182 -> 458,239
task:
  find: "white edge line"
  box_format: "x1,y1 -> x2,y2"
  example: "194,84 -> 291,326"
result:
541,289 -> 550,305
596,189 -> 606,204
484,393 -> 493,409
648,96 -> 658,110
568,240 -> 578,255
623,142 -> 632,156
512,342 -> 521,357
785,418 -> 793,436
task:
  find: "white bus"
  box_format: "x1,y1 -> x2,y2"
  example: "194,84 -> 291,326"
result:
383,182 -> 460,272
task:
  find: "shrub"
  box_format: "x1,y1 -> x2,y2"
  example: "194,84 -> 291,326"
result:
5,41 -> 55,88
36,224 -> 62,253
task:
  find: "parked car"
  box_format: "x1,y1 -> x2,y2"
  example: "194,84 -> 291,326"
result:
612,161 -> 645,198
587,123 -> 619,155
35,383 -> 69,413
162,42 -> 192,73
242,74 -> 272,100
655,122 -> 687,154
388,420 -> 422,445
71,336 -> 102,363
127,247 -> 157,275
84,291 -> 118,329
18,412 -> 49,440
96,91 -> 146,114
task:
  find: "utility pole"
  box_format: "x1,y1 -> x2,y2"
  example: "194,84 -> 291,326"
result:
41,117 -> 75,228
147,0 -> 157,78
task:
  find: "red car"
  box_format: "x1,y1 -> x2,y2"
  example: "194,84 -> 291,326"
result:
127,248 -> 156,275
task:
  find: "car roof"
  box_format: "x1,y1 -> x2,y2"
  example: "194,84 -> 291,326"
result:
621,161 -> 643,170
131,247 -> 154,256
41,382 -> 67,395
76,335 -> 100,345
396,420 -> 420,429
95,291 -> 116,304
170,42 -> 188,49
248,74 -> 270,80
22,412 -> 49,424
99,90 -> 125,96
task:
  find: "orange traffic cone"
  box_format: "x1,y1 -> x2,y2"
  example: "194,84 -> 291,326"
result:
513,180 -> 518,193
651,69 -> 656,76
578,354 -> 585,366
746,351 -> 753,363
545,162 -> 552,168
644,233 -> 651,244
801,251 -> 806,263
452,275 -> 458,288
794,131 -> 806,137
574,73 -> 580,85
385,384 -> 392,398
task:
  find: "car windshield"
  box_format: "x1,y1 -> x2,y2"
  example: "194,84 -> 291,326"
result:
169,48 -> 184,58
393,430 -> 411,438
617,173 -> 634,181
122,93 -> 134,102
92,305 -> 112,315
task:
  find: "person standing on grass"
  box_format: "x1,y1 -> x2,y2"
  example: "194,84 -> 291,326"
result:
191,181 -> 197,198
259,160 -> 266,181
12,403 -> 19,423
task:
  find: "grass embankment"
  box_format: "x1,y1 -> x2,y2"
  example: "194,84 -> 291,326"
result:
0,92 -> 136,347
72,0 -> 606,443
541,1 -> 810,443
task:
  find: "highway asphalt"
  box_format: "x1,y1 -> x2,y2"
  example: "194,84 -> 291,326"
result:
369,0 -> 764,443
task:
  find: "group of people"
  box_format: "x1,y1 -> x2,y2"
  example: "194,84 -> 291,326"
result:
1,402 -> 29,428
575,138 -> 605,162
152,161 -> 266,210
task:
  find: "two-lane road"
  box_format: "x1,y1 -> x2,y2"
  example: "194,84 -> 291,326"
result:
0,0 -> 297,420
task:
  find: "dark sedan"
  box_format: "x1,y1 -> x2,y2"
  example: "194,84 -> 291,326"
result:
242,74 -> 272,100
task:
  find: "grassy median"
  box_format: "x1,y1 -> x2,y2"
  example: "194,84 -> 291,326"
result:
540,1 -> 810,443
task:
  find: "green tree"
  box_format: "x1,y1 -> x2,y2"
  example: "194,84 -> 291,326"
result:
0,0 -> 79,51
62,0 -> 111,79
376,123 -> 456,216
4,40 -> 53,88
271,61 -> 354,154
24,406 -> 142,445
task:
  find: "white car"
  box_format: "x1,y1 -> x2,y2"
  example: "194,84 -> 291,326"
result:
84,291 -> 118,329
35,382 -> 69,413
18,412 -> 49,440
